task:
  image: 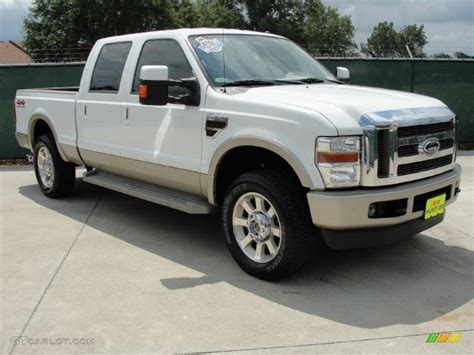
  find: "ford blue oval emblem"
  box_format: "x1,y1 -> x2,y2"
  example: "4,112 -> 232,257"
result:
418,138 -> 441,155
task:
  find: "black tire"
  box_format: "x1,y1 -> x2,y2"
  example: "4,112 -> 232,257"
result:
222,170 -> 315,281
34,134 -> 75,198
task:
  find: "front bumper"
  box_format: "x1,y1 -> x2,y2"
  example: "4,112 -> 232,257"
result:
307,164 -> 461,248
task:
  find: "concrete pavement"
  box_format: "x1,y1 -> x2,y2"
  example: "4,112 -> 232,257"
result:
1,155 -> 473,354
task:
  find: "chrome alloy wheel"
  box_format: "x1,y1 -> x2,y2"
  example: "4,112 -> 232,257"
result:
37,146 -> 55,188
232,192 -> 282,263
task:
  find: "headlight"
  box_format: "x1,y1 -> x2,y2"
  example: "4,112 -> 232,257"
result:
315,136 -> 361,188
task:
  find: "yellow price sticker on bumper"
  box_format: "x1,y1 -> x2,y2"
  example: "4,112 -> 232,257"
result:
424,194 -> 446,220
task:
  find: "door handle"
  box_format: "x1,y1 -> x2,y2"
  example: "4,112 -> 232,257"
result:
123,107 -> 130,125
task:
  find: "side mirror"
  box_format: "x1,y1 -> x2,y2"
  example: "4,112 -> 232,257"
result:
139,65 -> 169,105
336,67 -> 350,83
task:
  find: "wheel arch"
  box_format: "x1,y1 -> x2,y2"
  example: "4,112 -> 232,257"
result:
207,137 -> 314,205
28,114 -> 70,162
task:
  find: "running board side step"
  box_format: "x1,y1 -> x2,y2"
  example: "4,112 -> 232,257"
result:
83,170 -> 215,214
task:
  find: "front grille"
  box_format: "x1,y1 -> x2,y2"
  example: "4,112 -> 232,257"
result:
440,138 -> 454,150
397,155 -> 453,176
398,144 -> 418,157
397,121 -> 454,137
397,138 -> 454,157
377,130 -> 390,177
362,112 -> 456,186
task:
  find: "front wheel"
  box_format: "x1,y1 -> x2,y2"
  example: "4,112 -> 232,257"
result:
34,134 -> 75,198
222,170 -> 314,280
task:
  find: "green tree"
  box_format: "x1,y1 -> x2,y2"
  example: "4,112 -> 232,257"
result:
172,0 -> 198,27
23,0 -> 77,59
302,0 -> 356,56
361,21 -> 427,58
399,24 -> 427,57
432,53 -> 451,59
238,0 -> 306,42
238,0 -> 355,55
361,22 -> 400,58
24,0 -> 176,61
175,0 -> 246,28
24,0 -> 356,61
454,51 -> 473,59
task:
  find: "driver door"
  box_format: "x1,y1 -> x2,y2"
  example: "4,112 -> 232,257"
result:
121,39 -> 203,195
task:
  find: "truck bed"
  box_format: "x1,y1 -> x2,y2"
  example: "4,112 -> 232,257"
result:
15,87 -> 79,151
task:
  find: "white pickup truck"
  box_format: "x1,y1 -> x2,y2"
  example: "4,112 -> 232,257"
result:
15,29 -> 461,280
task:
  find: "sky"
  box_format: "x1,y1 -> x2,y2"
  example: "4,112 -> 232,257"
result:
0,0 -> 473,55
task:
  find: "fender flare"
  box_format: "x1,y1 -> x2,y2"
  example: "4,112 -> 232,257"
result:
28,114 -> 70,162
207,136 -> 314,205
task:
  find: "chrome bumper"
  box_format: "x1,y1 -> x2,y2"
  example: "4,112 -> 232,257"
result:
307,164 -> 461,230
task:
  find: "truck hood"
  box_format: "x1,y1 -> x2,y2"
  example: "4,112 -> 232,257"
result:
233,84 -> 450,134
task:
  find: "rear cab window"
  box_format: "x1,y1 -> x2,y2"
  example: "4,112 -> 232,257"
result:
90,42 -> 132,93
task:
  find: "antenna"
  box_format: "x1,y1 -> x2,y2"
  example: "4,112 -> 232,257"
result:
222,28 -> 227,93
405,44 -> 413,59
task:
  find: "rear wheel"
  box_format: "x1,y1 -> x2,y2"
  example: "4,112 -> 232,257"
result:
222,170 -> 314,280
34,134 -> 75,198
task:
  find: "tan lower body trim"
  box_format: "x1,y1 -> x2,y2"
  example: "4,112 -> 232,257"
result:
15,132 -> 30,150
60,144 -> 84,165
80,149 -> 205,196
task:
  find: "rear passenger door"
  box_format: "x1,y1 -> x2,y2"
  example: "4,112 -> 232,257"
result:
77,41 -> 132,158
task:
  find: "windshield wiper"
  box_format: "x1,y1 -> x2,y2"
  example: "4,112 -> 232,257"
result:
220,77 -> 343,87
325,79 -> 346,84
274,79 -> 305,85
298,77 -> 326,84
297,77 -> 346,84
221,79 -> 275,87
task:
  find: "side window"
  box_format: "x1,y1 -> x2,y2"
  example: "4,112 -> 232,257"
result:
90,42 -> 132,93
132,39 -> 194,98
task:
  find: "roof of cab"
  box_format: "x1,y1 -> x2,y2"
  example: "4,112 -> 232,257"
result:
96,28 -> 284,44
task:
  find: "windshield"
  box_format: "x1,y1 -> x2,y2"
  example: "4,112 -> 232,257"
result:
189,34 -> 336,87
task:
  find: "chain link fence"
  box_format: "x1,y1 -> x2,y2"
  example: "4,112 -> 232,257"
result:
0,59 -> 473,158
29,48 -> 91,63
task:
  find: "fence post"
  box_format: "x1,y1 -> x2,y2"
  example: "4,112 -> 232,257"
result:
410,60 -> 415,93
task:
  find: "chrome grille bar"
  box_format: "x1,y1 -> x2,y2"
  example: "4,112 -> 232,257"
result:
360,107 -> 456,187
397,131 -> 455,146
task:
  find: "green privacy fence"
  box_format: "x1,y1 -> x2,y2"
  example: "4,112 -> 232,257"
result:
0,63 -> 84,159
319,59 -> 474,145
0,60 -> 473,158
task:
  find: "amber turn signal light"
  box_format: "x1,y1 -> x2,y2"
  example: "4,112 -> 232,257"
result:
317,151 -> 358,163
139,84 -> 148,98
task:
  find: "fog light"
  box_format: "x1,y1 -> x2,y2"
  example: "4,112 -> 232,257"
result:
368,199 -> 408,219
368,203 -> 377,218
